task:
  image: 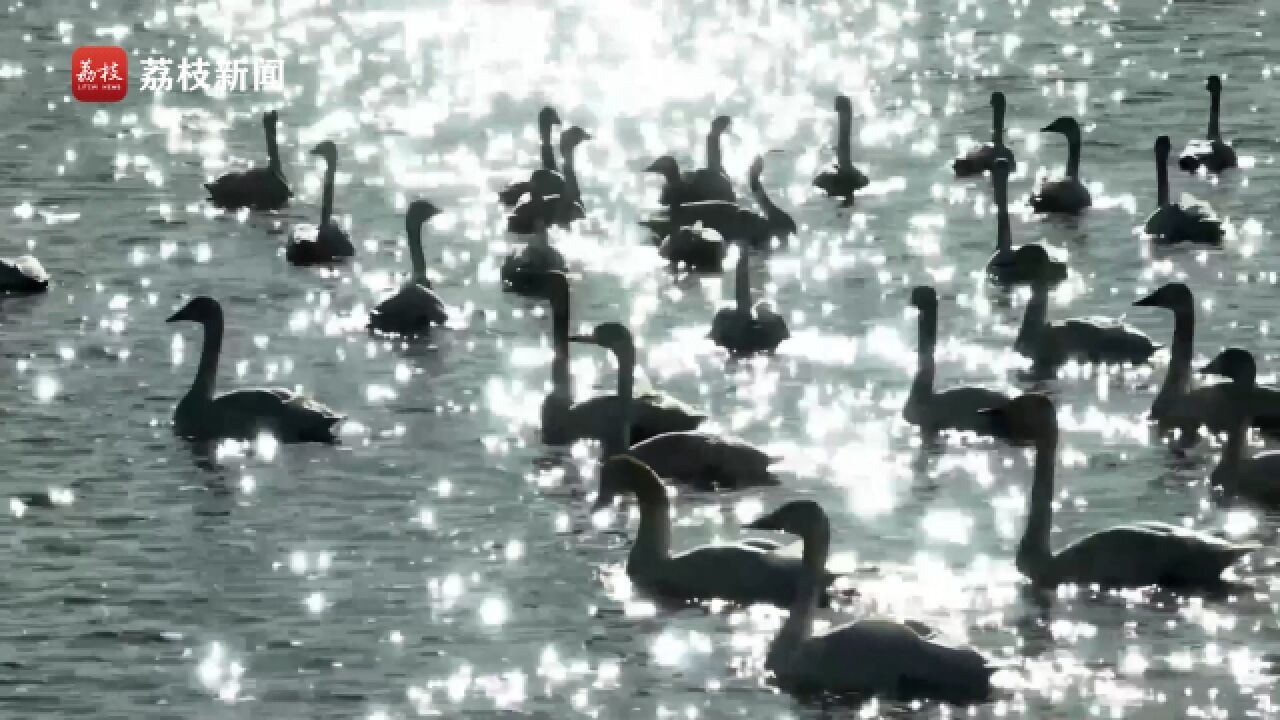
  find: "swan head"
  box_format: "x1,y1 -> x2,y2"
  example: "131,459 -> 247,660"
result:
166,295 -> 222,325
1133,282 -> 1193,312
990,91 -> 1006,111
834,94 -> 852,115
1201,347 -> 1256,385
569,321 -> 633,354
1010,243 -> 1065,286
538,106 -> 562,133
979,393 -> 1055,446
592,454 -> 664,512
745,500 -> 829,540
263,110 -> 279,129
310,140 -> 338,166
1155,135 -> 1172,160
559,126 -> 591,153
710,115 -> 732,135
909,285 -> 938,311
1040,116 -> 1079,138
406,200 -> 441,232
1207,75 -> 1222,94
644,155 -> 680,178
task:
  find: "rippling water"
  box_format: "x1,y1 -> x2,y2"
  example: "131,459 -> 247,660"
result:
3,0 -> 1280,717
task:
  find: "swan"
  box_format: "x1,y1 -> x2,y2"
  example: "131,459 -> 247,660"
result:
688,115 -> 736,203
204,110 -> 292,211
506,127 -> 591,232
287,141 -> 357,266
166,296 -> 343,443
1029,116 -> 1091,215
658,223 -> 727,272
980,393 -> 1256,588
538,271 -> 704,446
813,95 -> 870,207
1178,76 -> 1237,175
1143,136 -> 1224,245
0,254 -> 49,294
1133,282 -> 1280,441
570,321 -> 779,489
953,91 -> 1016,177
904,286 -> 1011,438
640,156 -> 791,250
501,191 -> 566,296
1201,348 -> 1280,504
591,456 -> 838,607
745,500 -> 997,703
498,106 -> 563,207
368,200 -> 449,336
709,240 -> 789,356
1014,247 -> 1159,374
988,158 -> 1067,286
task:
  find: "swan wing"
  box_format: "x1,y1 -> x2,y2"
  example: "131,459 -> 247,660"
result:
370,282 -> 448,333
208,388 -> 342,442
1051,524 -> 1252,587
0,255 -> 49,291
650,544 -> 798,605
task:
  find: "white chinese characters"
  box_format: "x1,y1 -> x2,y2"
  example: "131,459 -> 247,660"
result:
140,56 -> 284,93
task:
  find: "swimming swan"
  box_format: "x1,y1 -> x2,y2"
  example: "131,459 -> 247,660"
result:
204,110 -> 292,211
746,500 -> 996,703
368,200 -> 449,336
686,115 -> 736,203
953,91 -> 1016,177
501,191 -> 566,296
747,154 -> 797,242
1201,348 -> 1280,505
166,296 -> 343,443
640,157 -> 791,250
1178,76 -> 1237,175
1013,246 -> 1157,374
813,95 -> 870,207
709,241 -> 789,356
498,106 -> 563,207
1029,116 -> 1091,215
538,272 -> 704,446
981,393 -> 1256,588
988,159 -> 1067,286
1133,283 -> 1280,441
591,456 -> 837,607
0,254 -> 49,294
506,127 -> 591,232
904,286 -> 1011,438
570,322 -> 779,489
1144,136 -> 1224,245
287,141 -> 357,266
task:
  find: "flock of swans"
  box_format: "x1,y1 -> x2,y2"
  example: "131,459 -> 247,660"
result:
2,72 -> 1271,705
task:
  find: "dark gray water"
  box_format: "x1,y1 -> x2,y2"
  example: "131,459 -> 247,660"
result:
1,0 -> 1278,717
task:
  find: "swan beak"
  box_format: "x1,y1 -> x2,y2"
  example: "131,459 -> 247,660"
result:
568,334 -> 594,344
590,493 -> 612,513
1199,360 -> 1223,376
1133,291 -> 1161,307
165,309 -> 185,323
642,160 -> 663,174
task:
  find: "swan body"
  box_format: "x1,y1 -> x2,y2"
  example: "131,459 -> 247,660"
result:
904,286 -> 1011,437
205,110 -> 292,211
538,272 -> 704,446
287,141 -> 356,265
987,159 -> 1067,286
498,106 -> 563,207
505,127 -> 590,232
953,91 -> 1016,177
1133,283 -> 1280,441
709,241 -> 789,356
642,154 -> 792,249
166,296 -> 342,443
1014,247 -> 1157,373
501,191 -> 566,296
813,95 -> 870,206
1178,76 -> 1237,175
659,223 -> 727,272
1144,136 -> 1224,245
650,115 -> 735,204
1201,348 -> 1280,505
0,255 -> 49,294
983,394 -> 1255,588
368,201 -> 449,336
1029,116 -> 1091,215
746,501 -> 996,703
592,456 -> 836,607
570,322 -> 778,489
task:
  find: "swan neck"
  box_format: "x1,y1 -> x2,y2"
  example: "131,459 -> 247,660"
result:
605,343 -> 636,456
1154,309 -> 1194,416
912,308 -> 938,399
734,245 -> 752,315
320,161 -> 336,226
995,173 -> 1012,252
191,311 -> 224,400
1018,434 -> 1058,575
1065,132 -> 1082,179
775,521 -> 829,657
265,121 -> 282,172
836,105 -> 853,170
1208,89 -> 1222,140
539,121 -> 558,171
550,294 -> 571,393
562,145 -> 581,205
1156,151 -> 1170,207
750,172 -> 781,221
629,483 -> 672,566
706,129 -> 724,173
407,217 -> 428,283
1017,287 -> 1049,352
992,102 -> 1006,146
1215,382 -> 1253,489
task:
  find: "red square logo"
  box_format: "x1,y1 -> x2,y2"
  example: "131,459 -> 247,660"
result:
72,46 -> 128,102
